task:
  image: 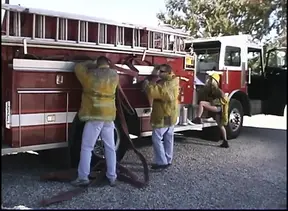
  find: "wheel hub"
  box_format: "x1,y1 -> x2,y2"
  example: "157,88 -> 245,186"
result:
93,127 -> 120,159
229,108 -> 241,132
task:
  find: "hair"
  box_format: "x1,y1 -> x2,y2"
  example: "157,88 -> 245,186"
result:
97,56 -> 110,67
159,64 -> 172,73
206,76 -> 219,88
210,77 -> 219,88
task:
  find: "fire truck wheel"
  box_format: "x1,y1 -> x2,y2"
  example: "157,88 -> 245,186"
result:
226,99 -> 244,140
69,114 -> 128,168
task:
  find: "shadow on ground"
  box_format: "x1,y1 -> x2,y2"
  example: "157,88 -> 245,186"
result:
132,125 -> 286,148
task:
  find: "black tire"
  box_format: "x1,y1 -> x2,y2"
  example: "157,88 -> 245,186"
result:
225,99 -> 244,140
68,114 -> 128,168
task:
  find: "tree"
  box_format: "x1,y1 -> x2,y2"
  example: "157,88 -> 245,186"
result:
157,0 -> 286,42
271,0 -> 287,46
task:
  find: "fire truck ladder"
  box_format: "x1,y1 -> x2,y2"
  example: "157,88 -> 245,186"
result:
2,4 -> 188,59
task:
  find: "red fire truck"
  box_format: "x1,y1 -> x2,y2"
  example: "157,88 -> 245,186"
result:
1,4 -> 286,164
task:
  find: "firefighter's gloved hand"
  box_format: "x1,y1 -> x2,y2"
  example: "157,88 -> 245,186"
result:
147,75 -> 159,83
142,79 -> 149,92
85,60 -> 98,69
151,68 -> 160,76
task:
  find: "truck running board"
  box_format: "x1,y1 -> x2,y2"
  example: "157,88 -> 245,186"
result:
2,121 -> 217,155
140,119 -> 218,137
1,142 -> 68,156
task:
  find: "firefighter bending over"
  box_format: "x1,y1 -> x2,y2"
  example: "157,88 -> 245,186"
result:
192,73 -> 229,148
71,56 -> 119,187
143,64 -> 180,169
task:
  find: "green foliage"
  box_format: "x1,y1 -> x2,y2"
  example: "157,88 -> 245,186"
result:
157,0 -> 287,42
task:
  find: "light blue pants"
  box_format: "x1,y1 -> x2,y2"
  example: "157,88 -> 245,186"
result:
152,126 -> 175,165
77,121 -> 117,182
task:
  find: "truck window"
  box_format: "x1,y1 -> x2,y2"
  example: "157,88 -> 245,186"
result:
196,49 -> 220,72
267,49 -> 287,69
224,46 -> 241,67
248,49 -> 263,76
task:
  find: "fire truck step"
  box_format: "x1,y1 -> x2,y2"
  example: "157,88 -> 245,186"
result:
175,120 -> 217,133
1,142 -> 68,156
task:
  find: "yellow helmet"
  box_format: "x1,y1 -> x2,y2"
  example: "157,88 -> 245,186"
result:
209,72 -> 220,85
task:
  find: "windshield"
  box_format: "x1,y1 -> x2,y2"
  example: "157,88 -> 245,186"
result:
196,49 -> 220,72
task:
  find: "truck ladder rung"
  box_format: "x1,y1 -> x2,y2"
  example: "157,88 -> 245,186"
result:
77,20 -> 80,43
36,15 -> 45,38
98,23 -> 108,44
13,11 -> 21,37
5,10 -> 10,36
78,20 -> 89,43
58,18 -> 68,41
32,13 -> 35,39
85,21 -> 88,42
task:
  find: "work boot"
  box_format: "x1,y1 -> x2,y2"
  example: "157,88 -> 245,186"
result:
109,180 -> 117,187
192,117 -> 202,124
102,177 -> 117,187
219,140 -> 229,148
71,178 -> 90,186
151,164 -> 169,170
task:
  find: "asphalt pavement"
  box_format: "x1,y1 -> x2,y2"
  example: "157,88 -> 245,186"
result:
1,115 -> 287,209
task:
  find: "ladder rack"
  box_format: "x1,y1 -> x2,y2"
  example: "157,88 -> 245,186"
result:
1,4 -> 188,57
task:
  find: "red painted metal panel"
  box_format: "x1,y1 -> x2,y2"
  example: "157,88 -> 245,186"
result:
140,117 -> 152,132
45,93 -> 67,113
11,126 -> 43,147
45,16 -> 58,40
20,13 -> 33,38
88,22 -> 98,43
221,70 -> 247,94
68,19 -> 78,41
44,124 -> 67,144
20,93 -> 45,114
44,94 -> 67,144
107,25 -> 116,45
13,71 -> 81,89
11,124 -> 69,147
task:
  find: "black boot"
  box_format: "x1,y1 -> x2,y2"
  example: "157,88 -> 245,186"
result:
151,164 -> 169,170
219,140 -> 229,148
192,117 -> 202,124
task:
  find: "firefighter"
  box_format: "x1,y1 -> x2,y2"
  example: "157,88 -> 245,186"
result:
143,64 -> 180,169
192,72 -> 229,148
71,56 -> 119,187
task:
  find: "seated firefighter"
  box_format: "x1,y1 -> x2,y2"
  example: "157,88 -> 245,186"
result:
192,73 -> 230,148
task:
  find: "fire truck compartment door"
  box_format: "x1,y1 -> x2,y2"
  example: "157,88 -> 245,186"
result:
44,93 -> 68,144
263,48 -> 287,116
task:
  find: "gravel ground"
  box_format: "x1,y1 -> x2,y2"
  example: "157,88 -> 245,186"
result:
2,115 -> 287,209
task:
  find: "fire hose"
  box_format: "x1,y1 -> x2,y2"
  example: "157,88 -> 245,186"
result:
38,56 -> 150,207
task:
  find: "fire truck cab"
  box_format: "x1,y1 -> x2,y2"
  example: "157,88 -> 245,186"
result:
186,35 -> 287,138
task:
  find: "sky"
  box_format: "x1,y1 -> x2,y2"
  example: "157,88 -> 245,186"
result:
3,0 -> 166,26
